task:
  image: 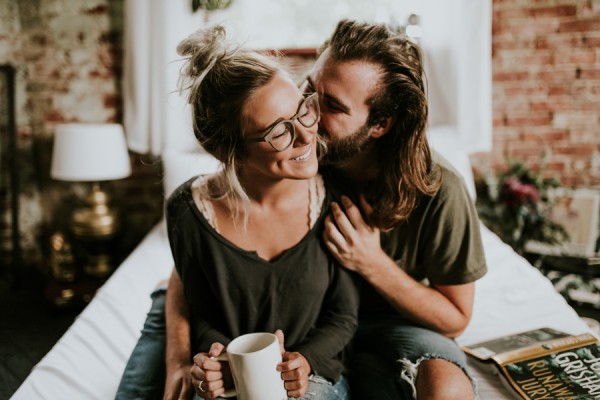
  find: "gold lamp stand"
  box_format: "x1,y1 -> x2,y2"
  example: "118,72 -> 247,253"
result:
70,182 -> 120,278
51,124 -> 131,280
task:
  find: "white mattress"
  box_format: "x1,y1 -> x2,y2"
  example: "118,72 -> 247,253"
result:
12,127 -> 591,399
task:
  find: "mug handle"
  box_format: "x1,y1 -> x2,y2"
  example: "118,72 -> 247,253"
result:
214,353 -> 236,398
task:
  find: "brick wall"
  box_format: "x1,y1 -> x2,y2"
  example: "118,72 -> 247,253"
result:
471,0 -> 600,189
0,0 -> 163,269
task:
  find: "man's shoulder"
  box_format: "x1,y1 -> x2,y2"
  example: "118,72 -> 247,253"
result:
436,154 -> 468,185
426,162 -> 470,207
432,148 -> 477,200
400,160 -> 476,230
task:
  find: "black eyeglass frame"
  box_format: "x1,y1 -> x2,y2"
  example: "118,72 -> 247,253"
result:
246,92 -> 319,152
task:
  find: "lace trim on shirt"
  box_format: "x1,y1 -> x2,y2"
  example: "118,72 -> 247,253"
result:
191,176 -> 218,231
193,174 -> 325,232
309,174 -> 325,228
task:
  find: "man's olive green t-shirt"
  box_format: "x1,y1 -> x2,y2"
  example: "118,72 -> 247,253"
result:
361,154 -> 488,317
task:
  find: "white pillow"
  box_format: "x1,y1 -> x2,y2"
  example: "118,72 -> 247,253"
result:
162,150 -> 221,198
428,125 -> 477,200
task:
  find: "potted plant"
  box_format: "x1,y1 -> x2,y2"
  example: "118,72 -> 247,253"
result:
475,161 -> 569,255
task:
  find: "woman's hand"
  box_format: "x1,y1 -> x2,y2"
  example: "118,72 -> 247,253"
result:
324,195 -> 386,277
275,329 -> 311,398
190,342 -> 233,399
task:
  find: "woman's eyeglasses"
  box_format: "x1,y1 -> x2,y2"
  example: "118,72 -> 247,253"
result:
246,92 -> 319,152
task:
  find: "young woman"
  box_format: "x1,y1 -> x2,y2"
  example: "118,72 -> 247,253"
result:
165,26 -> 358,400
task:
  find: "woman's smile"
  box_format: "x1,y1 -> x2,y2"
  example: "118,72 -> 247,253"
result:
290,146 -> 312,162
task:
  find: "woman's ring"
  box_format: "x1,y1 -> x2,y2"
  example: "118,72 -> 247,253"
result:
199,380 -> 206,392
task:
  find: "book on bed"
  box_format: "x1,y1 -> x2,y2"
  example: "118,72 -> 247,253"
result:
462,328 -> 600,399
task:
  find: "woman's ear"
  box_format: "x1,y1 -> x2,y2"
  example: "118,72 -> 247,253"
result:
368,116 -> 396,139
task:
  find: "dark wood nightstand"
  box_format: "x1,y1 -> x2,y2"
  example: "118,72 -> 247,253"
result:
533,254 -> 600,276
43,230 -> 131,311
44,276 -> 107,310
527,253 -> 600,319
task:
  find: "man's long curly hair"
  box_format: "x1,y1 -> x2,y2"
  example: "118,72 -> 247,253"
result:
322,20 -> 440,230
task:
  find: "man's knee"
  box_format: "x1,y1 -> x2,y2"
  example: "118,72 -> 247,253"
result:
415,358 -> 474,400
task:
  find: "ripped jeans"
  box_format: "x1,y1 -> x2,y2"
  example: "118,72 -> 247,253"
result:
349,319 -> 478,400
299,375 -> 350,400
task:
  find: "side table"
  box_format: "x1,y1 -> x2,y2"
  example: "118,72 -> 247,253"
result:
534,254 -> 600,277
528,253 -> 600,317
43,230 -> 131,311
45,277 -> 107,310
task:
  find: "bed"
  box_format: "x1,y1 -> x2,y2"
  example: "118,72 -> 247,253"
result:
11,126 -> 591,399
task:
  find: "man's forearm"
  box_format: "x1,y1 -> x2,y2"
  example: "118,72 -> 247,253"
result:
362,253 -> 474,337
165,268 -> 192,371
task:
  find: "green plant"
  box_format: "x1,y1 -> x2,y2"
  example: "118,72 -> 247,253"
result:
475,161 -> 569,255
191,0 -> 234,12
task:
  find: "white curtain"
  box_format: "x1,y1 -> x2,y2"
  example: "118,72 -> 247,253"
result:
123,0 -> 206,155
123,0 -> 491,155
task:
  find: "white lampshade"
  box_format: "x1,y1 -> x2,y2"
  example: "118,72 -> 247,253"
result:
51,124 -> 131,181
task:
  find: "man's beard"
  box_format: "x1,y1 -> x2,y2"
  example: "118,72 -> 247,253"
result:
320,123 -> 371,166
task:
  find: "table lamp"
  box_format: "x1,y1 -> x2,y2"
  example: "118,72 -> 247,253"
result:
51,123 -> 131,277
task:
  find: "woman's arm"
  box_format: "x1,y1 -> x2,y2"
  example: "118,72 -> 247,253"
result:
163,268 -> 193,400
292,260 -> 360,377
165,268 -> 234,399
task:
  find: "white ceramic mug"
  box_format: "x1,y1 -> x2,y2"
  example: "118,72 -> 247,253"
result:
216,332 -> 287,400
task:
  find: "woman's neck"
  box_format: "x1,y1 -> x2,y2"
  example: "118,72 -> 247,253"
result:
214,172 -> 313,261
237,172 -> 310,210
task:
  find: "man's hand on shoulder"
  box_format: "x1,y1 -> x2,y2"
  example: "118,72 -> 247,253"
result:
324,195 -> 388,277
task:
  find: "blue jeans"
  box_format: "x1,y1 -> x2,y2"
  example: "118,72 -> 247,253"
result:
302,375 -> 349,400
115,288 -> 167,400
191,375 -> 349,400
349,318 -> 477,400
116,289 -> 349,400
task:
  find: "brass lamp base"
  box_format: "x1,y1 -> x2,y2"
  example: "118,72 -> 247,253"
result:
71,182 -> 119,237
70,182 -> 120,278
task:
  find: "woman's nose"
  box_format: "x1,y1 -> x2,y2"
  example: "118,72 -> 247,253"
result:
293,122 -> 316,146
